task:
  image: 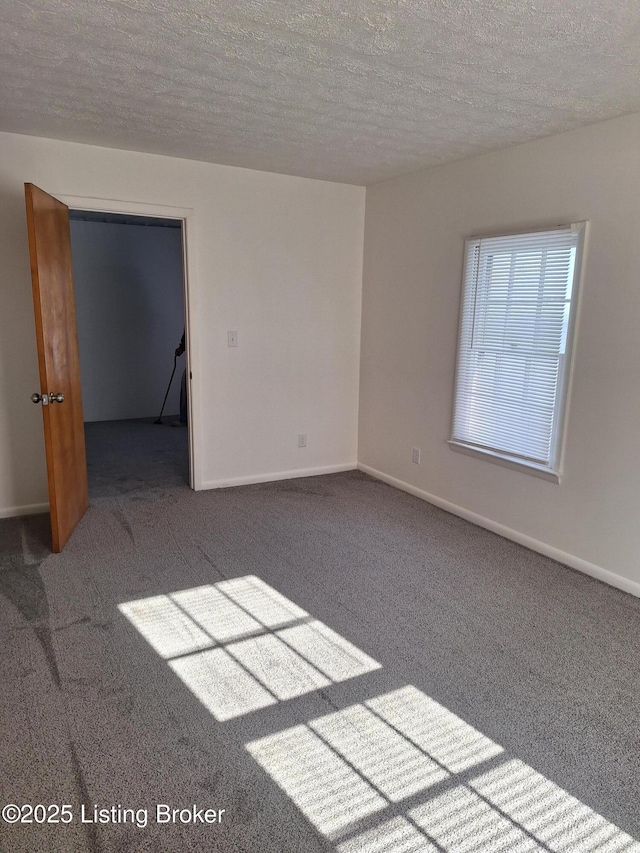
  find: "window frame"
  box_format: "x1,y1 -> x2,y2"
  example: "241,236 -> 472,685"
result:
448,222 -> 588,483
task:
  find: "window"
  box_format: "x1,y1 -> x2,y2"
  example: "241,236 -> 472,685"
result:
450,224 -> 586,479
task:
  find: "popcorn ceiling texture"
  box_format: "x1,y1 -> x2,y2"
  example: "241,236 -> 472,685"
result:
1,0 -> 640,184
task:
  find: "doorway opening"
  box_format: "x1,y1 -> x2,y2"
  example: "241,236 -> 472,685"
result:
68,208 -> 191,500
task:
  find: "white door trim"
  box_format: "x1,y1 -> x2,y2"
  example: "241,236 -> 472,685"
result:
57,194 -> 201,490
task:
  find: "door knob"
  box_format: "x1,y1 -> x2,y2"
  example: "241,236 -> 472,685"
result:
31,392 -> 64,405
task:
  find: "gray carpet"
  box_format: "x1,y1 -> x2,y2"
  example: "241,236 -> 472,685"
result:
1,425 -> 639,852
84,417 -> 189,500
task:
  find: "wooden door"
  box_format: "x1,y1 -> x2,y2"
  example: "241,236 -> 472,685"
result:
25,183 -> 88,552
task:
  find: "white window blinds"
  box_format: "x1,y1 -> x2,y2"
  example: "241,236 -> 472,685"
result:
452,226 -> 582,471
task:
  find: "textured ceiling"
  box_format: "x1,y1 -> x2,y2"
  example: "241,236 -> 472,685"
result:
1,0 -> 640,185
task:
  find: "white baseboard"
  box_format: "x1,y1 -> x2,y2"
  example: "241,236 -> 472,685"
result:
202,462 -> 357,490
358,463 -> 640,600
0,502 -> 49,519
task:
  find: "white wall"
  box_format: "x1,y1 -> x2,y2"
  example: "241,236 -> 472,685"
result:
0,132 -> 365,514
360,112 -> 640,593
71,220 -> 184,422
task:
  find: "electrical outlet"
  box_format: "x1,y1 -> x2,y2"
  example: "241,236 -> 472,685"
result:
298,434 -> 307,448
412,447 -> 421,464
228,331 -> 238,347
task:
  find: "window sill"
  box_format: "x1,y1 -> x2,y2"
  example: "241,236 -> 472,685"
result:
447,441 -> 561,484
